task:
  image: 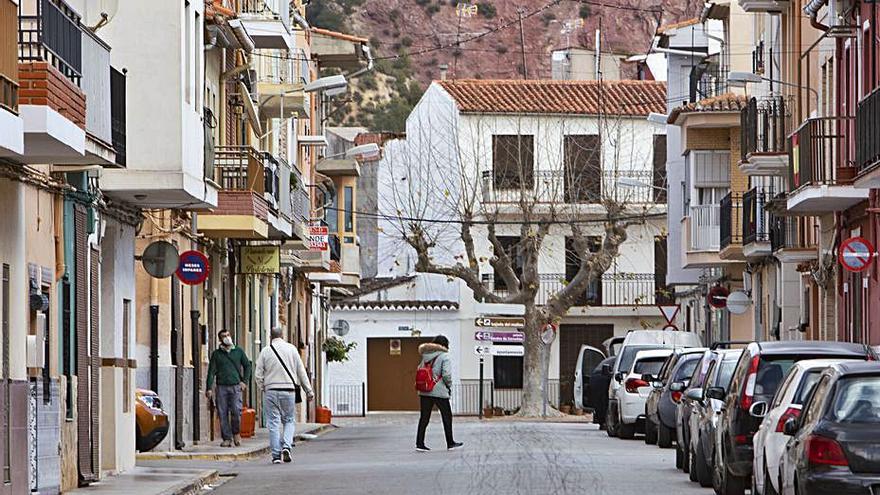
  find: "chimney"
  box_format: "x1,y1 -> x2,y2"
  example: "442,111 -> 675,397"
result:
439,63 -> 449,81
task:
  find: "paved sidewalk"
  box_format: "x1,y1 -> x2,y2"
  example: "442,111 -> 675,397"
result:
65,467 -> 219,495
137,423 -> 334,461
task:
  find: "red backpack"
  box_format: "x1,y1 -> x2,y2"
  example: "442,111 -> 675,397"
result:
414,357 -> 441,392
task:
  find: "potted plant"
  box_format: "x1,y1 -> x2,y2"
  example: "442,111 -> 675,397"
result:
322,337 -> 357,363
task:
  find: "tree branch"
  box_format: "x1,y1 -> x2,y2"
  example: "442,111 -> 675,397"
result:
487,222 -> 521,294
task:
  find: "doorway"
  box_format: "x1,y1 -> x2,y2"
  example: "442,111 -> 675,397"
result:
367,337 -> 432,411
558,324 -> 614,407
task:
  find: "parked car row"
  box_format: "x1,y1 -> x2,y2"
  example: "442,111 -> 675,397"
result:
590,334 -> 880,495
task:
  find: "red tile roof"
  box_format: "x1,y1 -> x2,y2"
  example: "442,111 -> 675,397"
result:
436,79 -> 667,116
668,93 -> 749,124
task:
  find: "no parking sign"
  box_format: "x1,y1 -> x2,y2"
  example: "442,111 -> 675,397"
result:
839,237 -> 876,273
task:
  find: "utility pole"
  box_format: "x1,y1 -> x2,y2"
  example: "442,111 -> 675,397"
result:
518,8 -> 527,79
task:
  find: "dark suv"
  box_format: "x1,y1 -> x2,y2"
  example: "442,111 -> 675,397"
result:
709,341 -> 876,495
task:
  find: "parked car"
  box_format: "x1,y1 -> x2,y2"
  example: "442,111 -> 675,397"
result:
686,348 -> 742,487
588,355 -> 617,427
573,344 -> 606,412
615,349 -> 673,439
711,341 -> 876,495
676,349 -> 716,472
645,347 -> 706,446
751,359 -> 856,495
135,389 -> 169,452
604,336 -> 625,357
779,362 -> 880,495
606,330 -> 703,438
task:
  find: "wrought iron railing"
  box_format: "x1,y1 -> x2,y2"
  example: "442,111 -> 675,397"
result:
486,272 -> 670,306
481,169 -> 659,204
857,86 -> 880,175
110,67 -> 126,166
326,383 -> 365,417
720,193 -> 743,249
239,0 -> 289,30
214,145 -> 266,192
689,65 -> 729,103
689,204 -> 720,251
789,116 -> 856,189
741,96 -> 790,161
454,379 -> 561,415
18,0 -> 82,85
0,0 -> 18,113
743,187 -> 772,245
769,214 -> 818,253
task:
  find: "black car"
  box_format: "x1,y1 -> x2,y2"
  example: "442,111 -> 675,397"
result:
710,341 -> 876,495
779,362 -> 880,495
590,356 -> 617,427
645,348 -> 705,446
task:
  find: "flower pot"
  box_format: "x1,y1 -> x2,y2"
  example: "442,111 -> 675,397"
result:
483,407 -> 494,418
560,405 -> 572,414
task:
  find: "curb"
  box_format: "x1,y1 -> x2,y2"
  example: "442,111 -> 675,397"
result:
158,469 -> 218,495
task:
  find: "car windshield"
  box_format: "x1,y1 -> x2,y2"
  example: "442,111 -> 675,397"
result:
673,356 -> 700,382
714,359 -> 738,390
792,370 -> 823,405
828,376 -> 880,423
754,358 -> 797,400
618,345 -> 665,374
633,357 -> 667,375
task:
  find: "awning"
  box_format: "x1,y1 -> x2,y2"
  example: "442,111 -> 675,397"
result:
225,19 -> 256,52
240,19 -> 294,51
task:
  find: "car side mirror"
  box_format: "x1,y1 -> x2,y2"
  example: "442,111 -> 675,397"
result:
685,388 -> 704,401
782,417 -> 799,436
705,387 -> 726,401
749,401 -> 768,418
602,363 -> 613,375
615,372 -> 625,383
669,382 -> 685,393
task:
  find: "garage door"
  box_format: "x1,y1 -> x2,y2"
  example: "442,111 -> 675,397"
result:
559,324 -> 614,407
367,337 -> 432,411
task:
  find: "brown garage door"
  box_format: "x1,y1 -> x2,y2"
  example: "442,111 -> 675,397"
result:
559,324 -> 614,407
367,337 -> 432,411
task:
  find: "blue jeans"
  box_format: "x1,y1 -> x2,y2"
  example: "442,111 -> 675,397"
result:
216,384 -> 242,441
264,389 -> 297,459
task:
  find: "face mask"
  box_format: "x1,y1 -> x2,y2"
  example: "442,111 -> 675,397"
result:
222,336 -> 233,347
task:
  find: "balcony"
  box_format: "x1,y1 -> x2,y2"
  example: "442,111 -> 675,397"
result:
480,169 -> 662,206
688,204 -> 720,252
787,117 -> 867,213
311,27 -> 369,71
769,214 -> 818,263
742,187 -> 772,260
198,146 -> 270,239
855,86 -> 880,189
739,96 -> 791,175
0,0 -> 23,155
290,165 -> 310,240
265,153 -> 295,239
719,192 -> 744,260
110,67 -> 125,166
737,0 -> 789,12
238,0 -> 292,50
254,50 -> 308,119
689,65 -> 728,104
487,272 -> 673,307
9,0 -> 86,162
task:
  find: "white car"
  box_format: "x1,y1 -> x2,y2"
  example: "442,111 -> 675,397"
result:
616,349 -> 673,438
750,358 -> 856,495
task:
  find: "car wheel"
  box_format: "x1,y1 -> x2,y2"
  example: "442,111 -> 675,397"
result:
657,422 -> 673,448
618,422 -> 636,439
763,461 -> 778,495
675,444 -> 684,469
644,419 -> 658,445
720,467 -> 747,495
689,444 -> 699,482
695,439 -> 712,487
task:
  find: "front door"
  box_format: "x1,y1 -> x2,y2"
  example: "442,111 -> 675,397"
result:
559,324 -> 614,407
367,338 -> 432,411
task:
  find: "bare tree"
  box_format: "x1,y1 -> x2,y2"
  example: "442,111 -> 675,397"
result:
377,86 -> 665,416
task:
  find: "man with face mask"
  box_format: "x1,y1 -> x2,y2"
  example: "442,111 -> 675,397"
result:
206,329 -> 252,447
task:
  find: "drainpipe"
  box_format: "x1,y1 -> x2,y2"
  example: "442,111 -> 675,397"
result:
804,0 -> 830,31
190,213 -> 201,442
150,216 -> 161,392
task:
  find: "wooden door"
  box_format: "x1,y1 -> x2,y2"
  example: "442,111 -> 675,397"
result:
559,324 -> 614,407
367,337 -> 432,411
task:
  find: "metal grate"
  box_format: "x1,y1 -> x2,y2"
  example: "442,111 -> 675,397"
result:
2,263 -> 9,484
18,0 -> 83,85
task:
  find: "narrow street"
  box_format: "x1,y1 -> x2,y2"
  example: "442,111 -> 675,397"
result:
161,416 -> 710,495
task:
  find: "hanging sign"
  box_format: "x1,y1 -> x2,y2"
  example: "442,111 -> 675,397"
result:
176,250 -> 210,285
308,224 -> 329,251
839,236 -> 876,273
239,246 -> 281,274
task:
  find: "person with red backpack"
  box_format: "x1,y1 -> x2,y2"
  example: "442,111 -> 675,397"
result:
415,335 -> 463,452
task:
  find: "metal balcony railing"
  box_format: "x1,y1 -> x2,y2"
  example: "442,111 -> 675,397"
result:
485,272 -> 671,306
720,193 -> 743,249
262,152 -> 281,211
214,145 -> 266,192
741,96 -> 790,161
689,65 -> 729,103
481,169 -> 659,204
789,116 -> 856,189
110,67 -> 126,166
769,214 -> 818,253
689,204 -> 720,251
240,0 -> 289,30
857,86 -> 880,175
18,0 -> 82,85
742,187 -> 772,245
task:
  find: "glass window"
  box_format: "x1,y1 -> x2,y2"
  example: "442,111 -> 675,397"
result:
792,370 -> 824,405
828,376 -> 880,423
755,357 -> 798,401
633,357 -> 668,376
674,356 -> 701,382
617,345 -> 665,374
326,189 -> 338,232
715,358 -> 739,391
344,186 -> 354,232
492,135 -> 535,189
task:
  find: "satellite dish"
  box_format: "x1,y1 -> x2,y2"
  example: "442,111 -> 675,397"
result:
332,320 -> 350,337
141,241 -> 179,279
726,291 -> 751,315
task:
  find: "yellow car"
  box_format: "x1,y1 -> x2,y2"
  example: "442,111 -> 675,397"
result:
135,389 -> 169,452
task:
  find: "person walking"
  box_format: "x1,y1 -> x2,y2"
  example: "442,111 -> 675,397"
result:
254,327 -> 314,464
206,329 -> 252,447
415,335 -> 463,452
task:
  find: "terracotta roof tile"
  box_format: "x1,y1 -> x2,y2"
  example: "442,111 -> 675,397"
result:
436,79 -> 667,116
668,93 -> 749,124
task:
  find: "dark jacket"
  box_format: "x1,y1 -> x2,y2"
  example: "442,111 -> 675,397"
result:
207,346 -> 252,388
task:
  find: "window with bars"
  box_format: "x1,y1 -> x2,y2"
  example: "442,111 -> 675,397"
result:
492,135 -> 534,189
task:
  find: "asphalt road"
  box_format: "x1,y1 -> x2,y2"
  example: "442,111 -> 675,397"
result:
178,415 -> 714,495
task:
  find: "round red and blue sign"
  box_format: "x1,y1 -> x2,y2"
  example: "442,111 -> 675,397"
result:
839,236 -> 876,273
176,250 -> 210,285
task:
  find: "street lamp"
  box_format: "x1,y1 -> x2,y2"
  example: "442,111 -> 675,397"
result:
647,112 -> 669,125
727,71 -> 819,106
324,143 -> 381,161
304,74 -> 348,95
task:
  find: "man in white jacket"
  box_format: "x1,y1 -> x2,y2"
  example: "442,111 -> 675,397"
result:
254,327 -> 314,464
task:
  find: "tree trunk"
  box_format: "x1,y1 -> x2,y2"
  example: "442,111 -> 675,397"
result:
517,305 -> 561,417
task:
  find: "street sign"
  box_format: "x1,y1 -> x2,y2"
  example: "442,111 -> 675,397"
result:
658,304 -> 680,331
308,224 -> 329,251
839,236 -> 876,272
708,286 -> 729,309
541,323 -> 557,345
474,344 -> 492,356
726,291 -> 751,315
474,316 -> 525,328
491,345 -> 525,357
176,250 -> 210,285
474,331 -> 525,343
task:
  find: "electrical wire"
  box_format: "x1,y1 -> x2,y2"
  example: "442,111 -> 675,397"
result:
324,206 -> 667,225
